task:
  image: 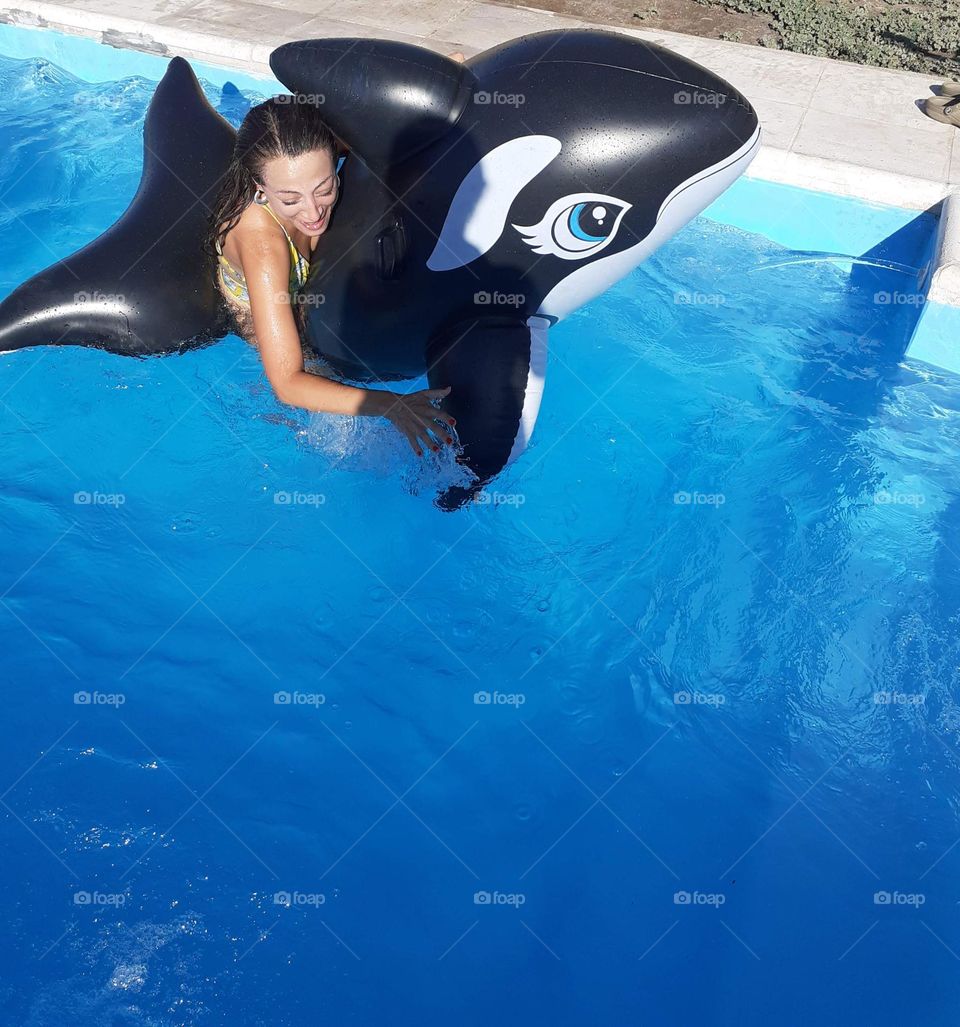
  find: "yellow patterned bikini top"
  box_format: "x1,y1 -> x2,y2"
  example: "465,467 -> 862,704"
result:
216,200 -> 310,305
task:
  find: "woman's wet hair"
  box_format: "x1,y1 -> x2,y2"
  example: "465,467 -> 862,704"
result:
205,96 -> 337,258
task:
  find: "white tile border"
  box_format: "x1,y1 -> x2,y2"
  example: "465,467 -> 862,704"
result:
928,191 -> 960,306
2,0 -> 960,308
1,2 -> 266,66
745,148 -> 951,211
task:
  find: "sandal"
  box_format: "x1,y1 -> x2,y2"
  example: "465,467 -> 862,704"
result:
922,94 -> 960,126
938,80 -> 960,97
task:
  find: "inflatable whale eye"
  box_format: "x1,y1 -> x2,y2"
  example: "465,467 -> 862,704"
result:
513,194 -> 633,260
0,31 -> 760,510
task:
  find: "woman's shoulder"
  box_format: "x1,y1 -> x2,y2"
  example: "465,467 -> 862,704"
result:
227,204 -> 291,259
227,201 -> 284,240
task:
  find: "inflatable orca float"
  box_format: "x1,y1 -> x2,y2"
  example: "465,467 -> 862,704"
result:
0,31 -> 760,508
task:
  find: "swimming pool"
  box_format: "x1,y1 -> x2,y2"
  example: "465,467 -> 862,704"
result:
1,27 -> 959,1027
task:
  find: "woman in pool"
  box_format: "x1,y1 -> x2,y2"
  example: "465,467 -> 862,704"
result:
205,96 -> 456,458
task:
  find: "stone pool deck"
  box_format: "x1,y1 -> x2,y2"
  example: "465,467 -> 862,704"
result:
1,0 -> 958,311
2,0 -> 957,211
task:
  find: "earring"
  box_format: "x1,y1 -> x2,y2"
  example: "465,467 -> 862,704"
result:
254,189 -> 269,205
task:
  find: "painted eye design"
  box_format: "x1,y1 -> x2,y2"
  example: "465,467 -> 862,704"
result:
513,193 -> 631,260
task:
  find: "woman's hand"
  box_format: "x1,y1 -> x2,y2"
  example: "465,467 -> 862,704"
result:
376,386 -> 457,457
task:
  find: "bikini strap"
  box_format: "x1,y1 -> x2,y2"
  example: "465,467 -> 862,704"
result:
261,202 -> 297,248
259,200 -> 286,232
261,201 -> 307,279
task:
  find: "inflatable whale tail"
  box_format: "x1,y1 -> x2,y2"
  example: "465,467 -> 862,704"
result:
0,56 -> 236,357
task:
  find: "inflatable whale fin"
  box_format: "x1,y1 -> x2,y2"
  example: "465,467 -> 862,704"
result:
0,56 -> 235,357
269,39 -> 478,170
428,316 -> 547,511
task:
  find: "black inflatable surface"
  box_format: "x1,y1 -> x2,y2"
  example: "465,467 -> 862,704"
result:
0,56 -> 235,355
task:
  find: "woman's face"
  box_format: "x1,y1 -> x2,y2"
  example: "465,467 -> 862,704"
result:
257,149 -> 339,238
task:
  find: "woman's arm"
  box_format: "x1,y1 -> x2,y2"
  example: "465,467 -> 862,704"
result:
238,229 -> 456,457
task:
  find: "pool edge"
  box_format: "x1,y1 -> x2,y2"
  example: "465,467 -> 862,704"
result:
906,193 -> 960,374
2,8 -> 960,372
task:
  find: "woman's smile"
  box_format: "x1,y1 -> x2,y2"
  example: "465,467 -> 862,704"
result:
297,207 -> 327,234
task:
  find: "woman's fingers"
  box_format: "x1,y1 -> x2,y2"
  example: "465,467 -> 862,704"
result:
411,418 -> 450,452
392,414 -> 423,456
430,409 -> 457,429
399,413 -> 443,456
383,387 -> 457,456
405,426 -> 424,457
415,418 -> 445,450
410,392 -> 457,442
419,415 -> 455,446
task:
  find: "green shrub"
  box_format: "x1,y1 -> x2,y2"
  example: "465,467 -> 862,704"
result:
692,0 -> 960,76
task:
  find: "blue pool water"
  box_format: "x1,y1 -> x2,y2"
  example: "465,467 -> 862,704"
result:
2,36 -> 960,1027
